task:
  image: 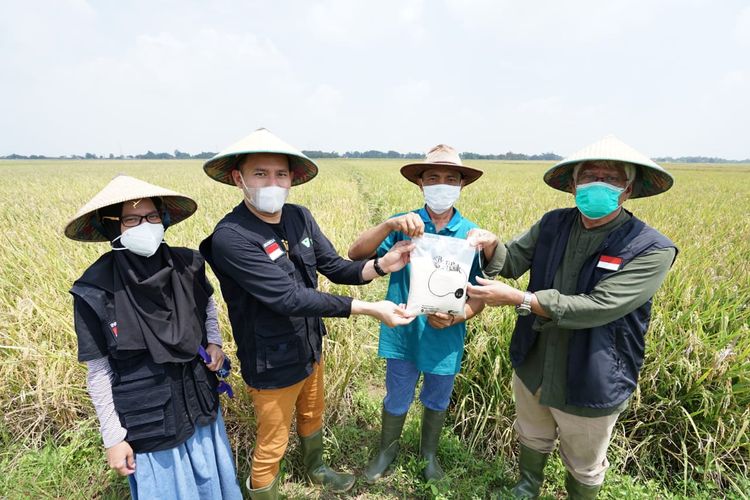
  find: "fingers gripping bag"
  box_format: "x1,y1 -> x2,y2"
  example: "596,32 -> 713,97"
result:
406,233 -> 476,317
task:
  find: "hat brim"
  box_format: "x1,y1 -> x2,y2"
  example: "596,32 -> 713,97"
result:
543,158 -> 674,198
400,162 -> 483,186
204,151 -> 318,187
65,194 -> 197,242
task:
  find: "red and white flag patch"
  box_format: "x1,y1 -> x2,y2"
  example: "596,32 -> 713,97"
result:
109,321 -> 118,337
263,239 -> 284,261
597,255 -> 623,271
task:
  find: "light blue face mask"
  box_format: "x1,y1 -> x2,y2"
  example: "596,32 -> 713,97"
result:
574,182 -> 625,220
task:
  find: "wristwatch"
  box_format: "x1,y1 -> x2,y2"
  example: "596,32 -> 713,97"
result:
515,291 -> 534,316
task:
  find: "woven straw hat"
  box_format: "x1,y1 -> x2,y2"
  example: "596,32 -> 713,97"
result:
203,128 -> 318,186
544,135 -> 674,198
401,144 -> 483,186
64,175 -> 197,242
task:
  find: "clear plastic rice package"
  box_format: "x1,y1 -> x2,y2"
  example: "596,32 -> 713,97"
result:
405,233 -> 476,317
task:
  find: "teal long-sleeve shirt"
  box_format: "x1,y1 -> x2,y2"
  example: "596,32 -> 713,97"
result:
484,209 -> 676,416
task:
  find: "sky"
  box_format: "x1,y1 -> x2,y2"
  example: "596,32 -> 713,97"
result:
1,0 -> 748,159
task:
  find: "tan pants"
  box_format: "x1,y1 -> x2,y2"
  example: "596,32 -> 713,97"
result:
512,372 -> 620,486
247,360 -> 325,488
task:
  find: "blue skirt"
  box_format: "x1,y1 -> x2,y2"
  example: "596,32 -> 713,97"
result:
128,408 -> 242,500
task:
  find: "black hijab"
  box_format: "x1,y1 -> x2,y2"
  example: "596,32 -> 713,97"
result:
77,199 -> 212,363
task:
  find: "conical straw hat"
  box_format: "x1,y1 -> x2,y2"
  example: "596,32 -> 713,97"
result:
203,128 -> 318,186
400,144 -> 483,186
64,175 -> 197,242
543,135 -> 674,198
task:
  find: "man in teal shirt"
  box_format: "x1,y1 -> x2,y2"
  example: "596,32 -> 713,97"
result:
348,144 -> 486,483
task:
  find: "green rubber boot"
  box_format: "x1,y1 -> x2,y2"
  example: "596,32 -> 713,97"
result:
419,407 -> 447,481
510,444 -> 549,498
245,473 -> 280,500
299,429 -> 355,493
565,471 -> 602,499
364,406 -> 408,483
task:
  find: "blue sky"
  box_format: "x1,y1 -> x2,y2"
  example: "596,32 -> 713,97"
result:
1,0 -> 748,158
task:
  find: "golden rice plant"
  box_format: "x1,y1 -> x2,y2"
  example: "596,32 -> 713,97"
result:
0,159 -> 748,496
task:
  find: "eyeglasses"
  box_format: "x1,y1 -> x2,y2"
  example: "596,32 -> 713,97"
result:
576,173 -> 627,186
103,212 -> 162,228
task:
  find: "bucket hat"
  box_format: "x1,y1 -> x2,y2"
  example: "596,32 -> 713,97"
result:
544,135 -> 673,198
64,175 -> 197,242
401,144 -> 483,186
203,128 -> 318,186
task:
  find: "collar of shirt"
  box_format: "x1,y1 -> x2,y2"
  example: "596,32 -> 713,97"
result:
416,206 -> 464,234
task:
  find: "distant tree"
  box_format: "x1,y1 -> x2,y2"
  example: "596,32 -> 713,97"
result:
301,150 -> 341,158
174,149 -> 191,159
363,150 -> 387,158
136,151 -> 173,159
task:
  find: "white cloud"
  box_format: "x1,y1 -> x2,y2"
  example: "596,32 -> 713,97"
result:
388,79 -> 432,108
443,0 -> 663,45
0,0 -> 747,159
304,83 -> 344,120
307,0 -> 426,45
514,96 -> 564,116
735,6 -> 750,47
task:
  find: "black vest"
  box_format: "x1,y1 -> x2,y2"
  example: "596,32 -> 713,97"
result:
511,208 -> 677,408
200,203 -> 326,389
70,283 -> 219,453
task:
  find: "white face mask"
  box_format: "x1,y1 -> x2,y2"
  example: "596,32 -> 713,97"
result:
112,222 -> 165,258
239,173 -> 289,214
423,184 -> 461,214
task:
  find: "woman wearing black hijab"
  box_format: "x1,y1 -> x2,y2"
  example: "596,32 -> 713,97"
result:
65,175 -> 242,499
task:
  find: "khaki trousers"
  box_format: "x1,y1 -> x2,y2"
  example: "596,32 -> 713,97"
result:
247,360 -> 325,488
512,372 -> 620,486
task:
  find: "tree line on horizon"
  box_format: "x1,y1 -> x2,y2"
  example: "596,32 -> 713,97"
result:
1,150 -> 748,163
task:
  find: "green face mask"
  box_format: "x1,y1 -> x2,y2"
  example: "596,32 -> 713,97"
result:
574,182 -> 624,219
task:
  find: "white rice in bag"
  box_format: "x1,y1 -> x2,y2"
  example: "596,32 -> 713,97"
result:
405,233 -> 476,317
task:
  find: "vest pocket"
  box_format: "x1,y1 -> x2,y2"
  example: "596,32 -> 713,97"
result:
256,336 -> 301,373
115,384 -> 176,441
298,249 -> 318,287
190,359 -> 219,416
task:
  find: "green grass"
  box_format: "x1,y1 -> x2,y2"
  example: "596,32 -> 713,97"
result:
1,159 -> 748,498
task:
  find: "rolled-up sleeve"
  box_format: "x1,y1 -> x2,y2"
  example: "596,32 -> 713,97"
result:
535,247 -> 676,330
211,228 -> 353,318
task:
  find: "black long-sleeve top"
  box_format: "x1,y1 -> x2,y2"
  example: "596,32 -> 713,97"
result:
200,202 -> 368,389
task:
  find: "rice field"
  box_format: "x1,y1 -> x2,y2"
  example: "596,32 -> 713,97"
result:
0,159 -> 748,498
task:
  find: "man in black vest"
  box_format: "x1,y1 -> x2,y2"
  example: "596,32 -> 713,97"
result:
467,136 -> 677,499
199,128 -> 415,499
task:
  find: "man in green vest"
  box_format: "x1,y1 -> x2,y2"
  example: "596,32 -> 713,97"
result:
468,136 -> 677,498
